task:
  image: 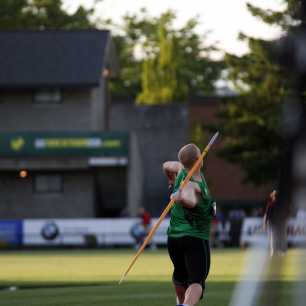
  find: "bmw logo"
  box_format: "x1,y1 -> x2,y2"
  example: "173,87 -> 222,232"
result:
41,222 -> 60,240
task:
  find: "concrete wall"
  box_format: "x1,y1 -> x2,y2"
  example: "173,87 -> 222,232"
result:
90,81 -> 107,131
0,86 -> 105,131
127,133 -> 143,216
0,171 -> 95,219
110,103 -> 188,216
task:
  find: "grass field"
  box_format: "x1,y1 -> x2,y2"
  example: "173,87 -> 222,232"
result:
0,248 -> 304,306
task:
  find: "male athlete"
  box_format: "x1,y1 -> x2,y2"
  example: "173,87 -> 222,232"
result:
163,143 -> 215,306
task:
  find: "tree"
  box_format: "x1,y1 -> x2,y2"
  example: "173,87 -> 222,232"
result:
105,10 -> 223,103
215,0 -> 299,186
0,0 -> 94,30
137,12 -> 179,104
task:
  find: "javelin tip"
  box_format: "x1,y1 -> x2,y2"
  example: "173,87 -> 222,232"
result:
207,131 -> 219,147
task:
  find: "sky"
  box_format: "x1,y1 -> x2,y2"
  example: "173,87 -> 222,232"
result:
63,0 -> 285,56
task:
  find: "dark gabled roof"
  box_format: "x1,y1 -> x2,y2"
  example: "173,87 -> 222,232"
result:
0,30 -> 112,88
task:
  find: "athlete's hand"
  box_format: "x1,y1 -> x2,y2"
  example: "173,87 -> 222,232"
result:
170,190 -> 182,201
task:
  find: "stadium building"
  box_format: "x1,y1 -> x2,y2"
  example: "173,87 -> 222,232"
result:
0,30 -> 188,219
0,30 -> 130,218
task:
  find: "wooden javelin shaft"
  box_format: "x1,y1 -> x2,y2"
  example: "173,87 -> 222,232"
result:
119,132 -> 219,284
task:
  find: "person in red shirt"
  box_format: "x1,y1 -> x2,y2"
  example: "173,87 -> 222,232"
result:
139,207 -> 151,229
130,207 -> 153,249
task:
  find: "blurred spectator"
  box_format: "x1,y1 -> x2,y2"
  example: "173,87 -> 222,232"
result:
130,207 -> 155,249
263,190 -> 287,256
139,207 -> 151,229
210,209 -> 218,247
212,209 -> 230,247
229,209 -> 245,247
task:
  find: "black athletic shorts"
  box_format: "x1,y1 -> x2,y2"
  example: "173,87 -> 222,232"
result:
167,236 -> 210,291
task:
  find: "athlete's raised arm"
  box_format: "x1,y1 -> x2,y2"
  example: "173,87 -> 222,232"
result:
162,161 -> 182,187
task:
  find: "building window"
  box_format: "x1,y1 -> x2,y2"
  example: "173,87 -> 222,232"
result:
33,89 -> 62,104
34,174 -> 63,194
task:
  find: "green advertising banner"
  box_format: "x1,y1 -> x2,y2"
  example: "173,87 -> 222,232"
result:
0,132 -> 128,157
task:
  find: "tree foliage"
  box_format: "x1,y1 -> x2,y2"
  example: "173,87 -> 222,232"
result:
106,10 -> 223,103
216,0 -> 299,186
137,13 -> 179,104
0,0 -> 94,30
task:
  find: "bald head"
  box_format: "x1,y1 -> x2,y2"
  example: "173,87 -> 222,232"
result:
178,143 -> 201,170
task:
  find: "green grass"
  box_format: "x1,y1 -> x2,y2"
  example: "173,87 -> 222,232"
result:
0,248 -> 304,306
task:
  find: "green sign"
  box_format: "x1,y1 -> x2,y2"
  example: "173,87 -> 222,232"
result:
0,132 -> 128,157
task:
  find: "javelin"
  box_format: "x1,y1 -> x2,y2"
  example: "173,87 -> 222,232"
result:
119,131 -> 219,284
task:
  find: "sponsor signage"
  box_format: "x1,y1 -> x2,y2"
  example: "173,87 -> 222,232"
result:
0,220 -> 23,246
88,157 -> 128,166
0,132 -> 128,157
23,218 -> 169,246
241,217 -> 306,246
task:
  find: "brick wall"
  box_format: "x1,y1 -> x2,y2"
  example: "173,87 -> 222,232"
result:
189,97 -> 271,206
